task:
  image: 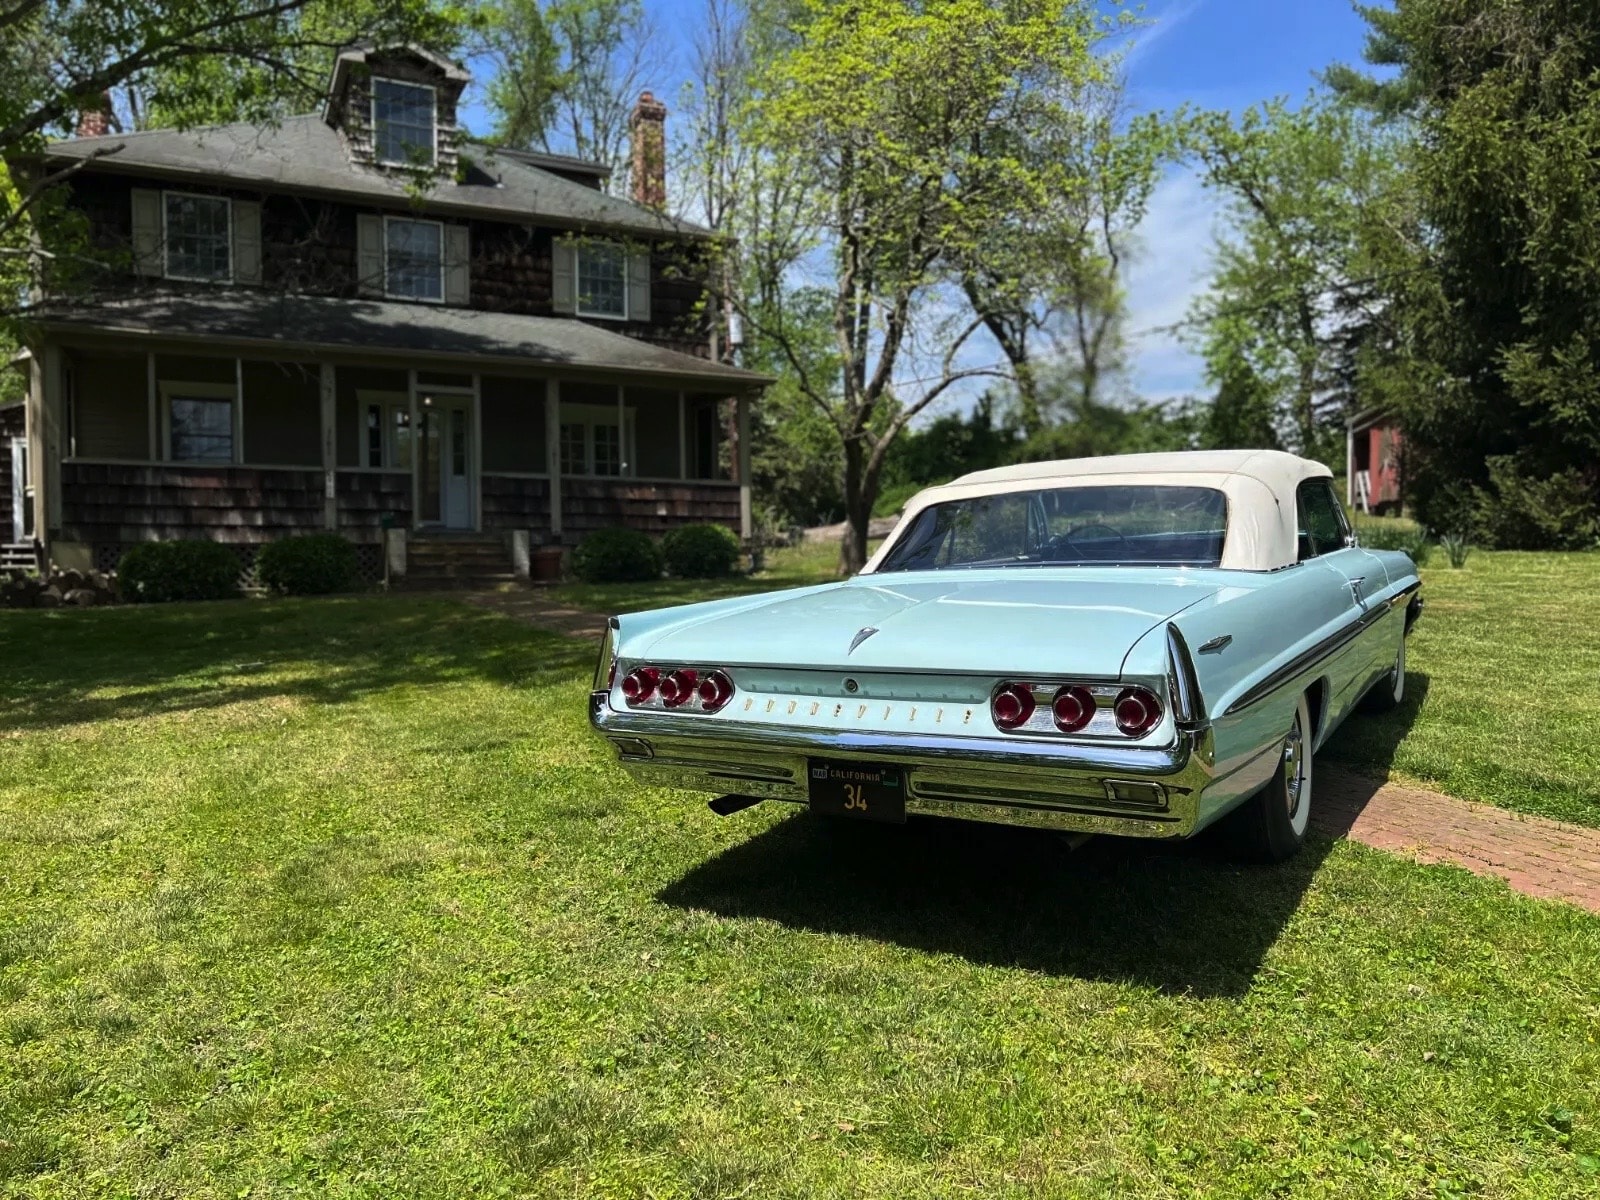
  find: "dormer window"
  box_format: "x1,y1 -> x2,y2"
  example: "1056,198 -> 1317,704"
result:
372,78 -> 436,167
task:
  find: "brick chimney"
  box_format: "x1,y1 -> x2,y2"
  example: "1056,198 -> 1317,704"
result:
75,93 -> 116,138
630,91 -> 667,209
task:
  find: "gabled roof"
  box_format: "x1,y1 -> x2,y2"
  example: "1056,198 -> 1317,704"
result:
31,290 -> 769,389
42,115 -> 705,238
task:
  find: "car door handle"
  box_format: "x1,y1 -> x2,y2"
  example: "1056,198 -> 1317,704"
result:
1348,576 -> 1366,605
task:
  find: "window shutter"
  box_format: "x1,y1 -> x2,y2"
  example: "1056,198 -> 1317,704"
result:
131,188 -> 162,277
232,200 -> 261,285
356,214 -> 385,296
443,224 -> 470,306
551,240 -> 576,314
627,248 -> 651,323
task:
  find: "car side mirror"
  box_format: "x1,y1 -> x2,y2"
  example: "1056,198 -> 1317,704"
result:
1344,531 -> 1361,548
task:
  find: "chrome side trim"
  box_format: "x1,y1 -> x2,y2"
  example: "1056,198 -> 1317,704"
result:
1222,601 -> 1392,716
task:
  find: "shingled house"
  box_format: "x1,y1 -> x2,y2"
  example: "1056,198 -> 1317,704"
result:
8,44 -> 765,584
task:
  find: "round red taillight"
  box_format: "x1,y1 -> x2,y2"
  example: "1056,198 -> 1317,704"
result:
659,668 -> 700,708
991,683 -> 1036,731
697,670 -> 735,712
1114,687 -> 1162,737
1051,685 -> 1095,733
620,666 -> 659,705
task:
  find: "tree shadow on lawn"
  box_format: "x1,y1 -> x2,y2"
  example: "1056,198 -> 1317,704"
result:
0,595 -> 595,734
658,812 -> 1336,999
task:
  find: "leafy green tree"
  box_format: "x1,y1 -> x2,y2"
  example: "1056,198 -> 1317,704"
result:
955,88 -> 1173,436
1186,99 -> 1399,463
1329,0 -> 1600,546
480,0 -> 656,187
739,0 -> 1109,573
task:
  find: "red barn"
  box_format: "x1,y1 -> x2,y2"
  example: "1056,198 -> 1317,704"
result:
1347,409 -> 1404,515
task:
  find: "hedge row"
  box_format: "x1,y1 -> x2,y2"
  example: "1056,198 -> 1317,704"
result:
571,524 -> 741,583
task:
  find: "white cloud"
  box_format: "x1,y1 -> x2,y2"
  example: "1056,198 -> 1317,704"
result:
1115,0 -> 1206,75
1121,166 -> 1221,403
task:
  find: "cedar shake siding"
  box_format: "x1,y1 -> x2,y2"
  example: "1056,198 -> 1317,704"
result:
62,172 -> 711,353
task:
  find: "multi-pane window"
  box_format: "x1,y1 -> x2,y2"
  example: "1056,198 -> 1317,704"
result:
591,423 -> 621,476
577,243 -> 627,318
372,78 -> 436,166
558,422 -> 589,475
385,218 -> 443,301
165,193 -> 231,281
365,402 -> 412,469
559,412 -> 628,476
169,396 -> 233,462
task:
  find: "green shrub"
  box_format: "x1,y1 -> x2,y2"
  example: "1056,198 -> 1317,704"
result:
118,540 -> 239,603
570,527 -> 662,583
257,534 -> 358,596
661,523 -> 741,579
1353,516 -> 1433,567
1470,456 -> 1600,550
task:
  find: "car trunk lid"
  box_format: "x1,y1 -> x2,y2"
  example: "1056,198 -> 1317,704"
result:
630,568 -> 1221,679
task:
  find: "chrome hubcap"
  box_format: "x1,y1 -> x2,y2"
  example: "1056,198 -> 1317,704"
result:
1283,717 -> 1306,821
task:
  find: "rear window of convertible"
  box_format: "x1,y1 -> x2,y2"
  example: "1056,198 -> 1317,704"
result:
876,485 -> 1229,572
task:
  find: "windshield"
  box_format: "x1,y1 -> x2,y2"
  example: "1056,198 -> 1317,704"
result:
876,484 -> 1229,572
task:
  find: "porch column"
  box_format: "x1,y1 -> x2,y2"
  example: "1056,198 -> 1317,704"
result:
30,342 -> 64,540
677,391 -> 687,479
320,363 -> 337,529
472,374 -> 484,532
545,377 -> 562,539
146,352 -> 157,460
736,392 -> 752,541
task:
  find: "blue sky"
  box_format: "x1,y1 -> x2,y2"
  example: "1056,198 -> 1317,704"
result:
461,0 -> 1377,406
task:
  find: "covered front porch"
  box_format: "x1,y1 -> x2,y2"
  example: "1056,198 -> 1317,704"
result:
24,294 -> 764,577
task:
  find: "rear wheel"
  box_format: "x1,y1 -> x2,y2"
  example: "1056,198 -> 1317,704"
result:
1221,693 -> 1313,863
1359,636 -> 1405,714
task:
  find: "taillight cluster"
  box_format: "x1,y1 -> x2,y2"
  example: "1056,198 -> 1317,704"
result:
619,666 -> 736,714
991,682 -> 1163,738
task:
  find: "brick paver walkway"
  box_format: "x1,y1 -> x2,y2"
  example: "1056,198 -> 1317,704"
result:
468,588 -> 1600,916
1315,767 -> 1600,913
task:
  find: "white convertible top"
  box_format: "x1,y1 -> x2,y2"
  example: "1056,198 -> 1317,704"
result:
862,449 -> 1334,573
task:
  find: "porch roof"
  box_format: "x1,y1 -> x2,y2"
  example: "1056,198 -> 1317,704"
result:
32,291 -> 770,390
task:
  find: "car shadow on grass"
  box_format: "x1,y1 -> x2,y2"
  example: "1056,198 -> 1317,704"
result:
658,812 -> 1336,998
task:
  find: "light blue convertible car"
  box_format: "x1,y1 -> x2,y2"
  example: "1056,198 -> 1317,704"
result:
589,450 -> 1422,861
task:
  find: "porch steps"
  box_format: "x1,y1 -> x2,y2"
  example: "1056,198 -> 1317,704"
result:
0,543 -> 39,573
403,535 -> 521,590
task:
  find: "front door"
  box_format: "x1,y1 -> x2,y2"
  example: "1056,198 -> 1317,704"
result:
416,393 -> 474,529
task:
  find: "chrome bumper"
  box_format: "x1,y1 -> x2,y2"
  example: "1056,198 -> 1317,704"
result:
589,692 -> 1218,838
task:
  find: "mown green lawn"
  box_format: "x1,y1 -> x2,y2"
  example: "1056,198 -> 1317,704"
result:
1,564 -> 1598,1197
1324,551 -> 1600,828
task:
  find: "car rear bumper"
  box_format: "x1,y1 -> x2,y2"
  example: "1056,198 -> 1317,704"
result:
589,692 -> 1218,838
